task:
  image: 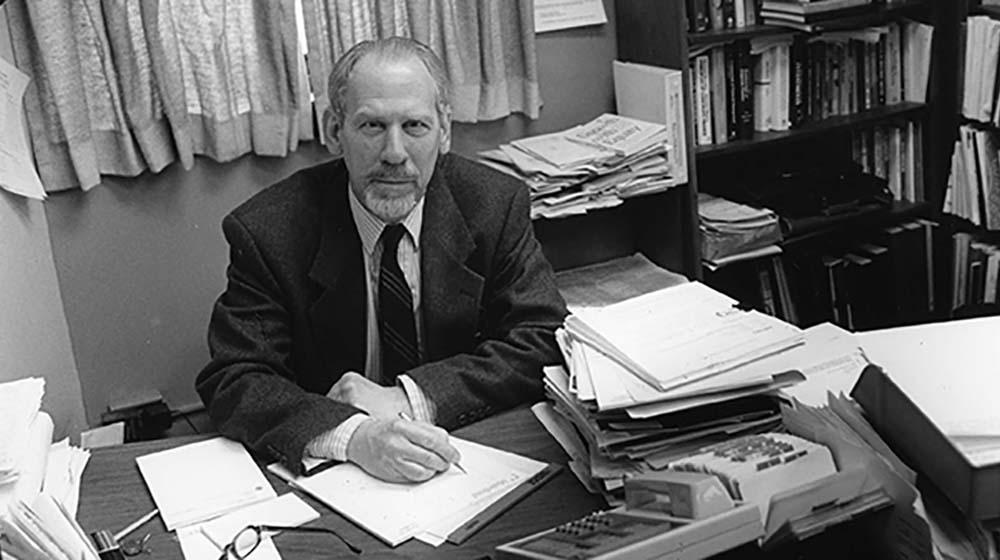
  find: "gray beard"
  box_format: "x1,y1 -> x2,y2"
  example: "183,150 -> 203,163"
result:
364,191 -> 419,224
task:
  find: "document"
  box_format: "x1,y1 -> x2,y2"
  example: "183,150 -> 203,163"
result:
0,55 -> 45,200
534,0 -> 607,33
269,438 -> 548,547
136,437 -> 277,531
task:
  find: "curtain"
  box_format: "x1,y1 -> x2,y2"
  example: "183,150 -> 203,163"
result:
4,0 -> 537,193
6,0 -> 305,192
300,0 -> 540,125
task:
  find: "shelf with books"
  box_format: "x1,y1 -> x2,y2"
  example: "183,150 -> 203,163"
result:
697,102 -> 927,159
616,0 -> 957,331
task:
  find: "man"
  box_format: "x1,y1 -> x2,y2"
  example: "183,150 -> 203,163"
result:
196,37 -> 566,483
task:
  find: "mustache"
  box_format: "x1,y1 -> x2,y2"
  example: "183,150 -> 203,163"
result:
368,168 -> 416,182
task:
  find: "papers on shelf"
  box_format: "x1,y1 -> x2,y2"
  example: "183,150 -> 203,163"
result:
699,192 -> 783,267
564,281 -> 804,392
268,438 -> 548,547
136,437 -> 277,531
479,113 -> 679,220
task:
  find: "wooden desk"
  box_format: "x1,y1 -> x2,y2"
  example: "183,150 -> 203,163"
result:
77,406 -> 606,559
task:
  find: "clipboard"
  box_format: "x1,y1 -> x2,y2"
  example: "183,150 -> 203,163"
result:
446,462 -> 563,545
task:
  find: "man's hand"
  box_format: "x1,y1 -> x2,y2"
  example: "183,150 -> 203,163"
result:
346,417 -> 462,482
327,371 -> 411,419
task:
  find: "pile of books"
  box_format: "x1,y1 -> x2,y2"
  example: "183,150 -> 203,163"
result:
478,113 -> 680,220
760,0 -> 873,31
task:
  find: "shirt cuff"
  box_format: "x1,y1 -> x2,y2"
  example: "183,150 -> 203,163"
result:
305,413 -> 369,462
398,374 -> 436,423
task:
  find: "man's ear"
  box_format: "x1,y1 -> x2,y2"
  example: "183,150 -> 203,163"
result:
438,110 -> 452,155
322,108 -> 343,157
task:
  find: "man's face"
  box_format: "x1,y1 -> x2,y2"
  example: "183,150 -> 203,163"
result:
327,55 -> 451,224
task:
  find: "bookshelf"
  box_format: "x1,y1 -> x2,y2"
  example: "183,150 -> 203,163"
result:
534,0 -> 702,279
939,0 -> 1000,315
615,0 -> 961,330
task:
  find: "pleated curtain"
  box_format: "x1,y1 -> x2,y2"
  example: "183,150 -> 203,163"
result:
4,0 -> 539,193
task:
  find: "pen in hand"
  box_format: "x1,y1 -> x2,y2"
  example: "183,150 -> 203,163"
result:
397,411 -> 468,474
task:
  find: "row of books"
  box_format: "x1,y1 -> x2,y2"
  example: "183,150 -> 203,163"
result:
951,232 -> 1000,311
707,218 -> 939,331
688,20 -> 932,146
944,125 -> 1000,230
961,16 -> 1000,125
850,121 -> 924,204
686,0 -> 763,33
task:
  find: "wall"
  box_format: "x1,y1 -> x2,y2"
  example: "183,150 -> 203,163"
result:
43,2 -> 618,427
0,9 -> 86,441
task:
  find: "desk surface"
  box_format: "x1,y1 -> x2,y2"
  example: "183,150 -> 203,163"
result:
77,406 -> 606,560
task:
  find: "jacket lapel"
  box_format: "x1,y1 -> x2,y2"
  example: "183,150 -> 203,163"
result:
307,176 -> 366,380
421,161 -> 483,361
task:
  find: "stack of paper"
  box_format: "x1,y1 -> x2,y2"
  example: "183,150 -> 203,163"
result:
699,193 -> 783,268
0,378 -> 96,560
564,282 -> 804,392
0,378 -> 46,487
269,438 -> 548,547
478,113 -> 679,219
135,437 -> 320,560
538,275 -> 826,500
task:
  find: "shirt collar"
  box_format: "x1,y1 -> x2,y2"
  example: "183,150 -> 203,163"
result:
347,185 -> 425,255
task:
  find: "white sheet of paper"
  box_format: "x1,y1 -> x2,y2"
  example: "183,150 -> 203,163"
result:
535,0 -> 608,33
0,55 -> 45,200
269,438 -> 546,547
136,437 -> 277,531
198,493 -> 319,549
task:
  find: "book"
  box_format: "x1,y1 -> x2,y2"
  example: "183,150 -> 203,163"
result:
612,60 -> 689,184
760,0 -> 871,17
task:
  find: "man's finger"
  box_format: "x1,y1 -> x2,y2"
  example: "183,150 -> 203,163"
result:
394,458 -> 438,482
398,422 -> 461,466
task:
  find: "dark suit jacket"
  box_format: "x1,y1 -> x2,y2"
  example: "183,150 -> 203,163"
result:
196,153 -> 566,473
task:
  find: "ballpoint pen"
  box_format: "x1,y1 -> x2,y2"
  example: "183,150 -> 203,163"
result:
398,412 -> 468,474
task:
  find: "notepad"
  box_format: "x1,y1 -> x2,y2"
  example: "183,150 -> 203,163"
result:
136,437 -> 277,530
269,438 -> 548,547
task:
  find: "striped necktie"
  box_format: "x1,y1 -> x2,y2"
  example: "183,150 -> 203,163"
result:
379,224 -> 419,381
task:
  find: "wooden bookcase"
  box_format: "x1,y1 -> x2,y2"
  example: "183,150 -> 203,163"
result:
613,0 -> 962,329
532,0 -> 702,279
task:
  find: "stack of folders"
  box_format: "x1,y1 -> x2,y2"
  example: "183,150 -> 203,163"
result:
699,192 -> 784,270
477,113 -> 679,220
539,278 -> 816,503
0,378 -> 93,560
